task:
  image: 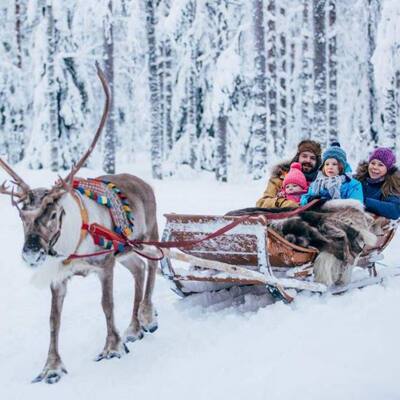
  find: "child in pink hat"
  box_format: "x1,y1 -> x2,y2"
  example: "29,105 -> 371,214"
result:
278,162 -> 309,206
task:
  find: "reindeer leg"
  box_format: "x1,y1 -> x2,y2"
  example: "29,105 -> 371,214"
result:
120,254 -> 145,343
32,281 -> 67,384
95,260 -> 128,361
139,258 -> 158,333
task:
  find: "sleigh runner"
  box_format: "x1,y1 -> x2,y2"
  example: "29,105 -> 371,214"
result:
160,204 -> 400,299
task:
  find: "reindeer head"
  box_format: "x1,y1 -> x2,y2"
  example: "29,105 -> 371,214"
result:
0,63 -> 110,267
14,188 -> 65,266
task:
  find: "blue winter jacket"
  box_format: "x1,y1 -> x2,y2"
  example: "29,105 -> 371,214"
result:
300,175 -> 364,206
361,179 -> 400,219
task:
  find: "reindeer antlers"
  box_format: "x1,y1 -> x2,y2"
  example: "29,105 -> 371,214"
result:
62,62 -> 111,186
0,158 -> 30,193
0,63 -> 110,205
0,159 -> 30,201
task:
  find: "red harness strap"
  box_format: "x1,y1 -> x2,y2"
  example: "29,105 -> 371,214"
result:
63,193 -> 319,264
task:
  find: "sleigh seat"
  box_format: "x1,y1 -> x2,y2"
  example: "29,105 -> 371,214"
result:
159,202 -> 399,297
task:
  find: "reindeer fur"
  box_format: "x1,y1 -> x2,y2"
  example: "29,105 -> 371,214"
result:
271,200 -> 383,287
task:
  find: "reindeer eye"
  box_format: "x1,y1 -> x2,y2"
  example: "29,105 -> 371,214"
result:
50,212 -> 57,221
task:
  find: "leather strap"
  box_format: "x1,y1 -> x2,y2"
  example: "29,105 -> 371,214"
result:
62,190 -> 90,265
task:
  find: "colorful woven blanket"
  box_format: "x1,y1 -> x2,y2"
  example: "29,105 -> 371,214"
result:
73,178 -> 134,252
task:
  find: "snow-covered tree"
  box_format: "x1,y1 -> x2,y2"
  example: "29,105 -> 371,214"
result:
266,0 -> 278,153
145,0 -> 162,179
313,0 -> 327,147
300,0 -> 314,139
327,0 -> 337,143
103,0 -> 115,174
249,0 -> 267,180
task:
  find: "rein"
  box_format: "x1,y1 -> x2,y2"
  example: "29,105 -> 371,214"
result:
61,189 -> 253,264
61,190 -> 320,265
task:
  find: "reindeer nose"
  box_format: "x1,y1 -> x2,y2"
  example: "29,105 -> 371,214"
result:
23,234 -> 42,253
22,235 -> 46,267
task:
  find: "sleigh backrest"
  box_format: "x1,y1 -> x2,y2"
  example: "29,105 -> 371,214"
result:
357,217 -> 398,267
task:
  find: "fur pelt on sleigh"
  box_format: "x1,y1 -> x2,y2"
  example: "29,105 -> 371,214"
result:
228,200 -> 386,287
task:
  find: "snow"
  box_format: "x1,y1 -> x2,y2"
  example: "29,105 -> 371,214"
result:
1,165 -> 400,399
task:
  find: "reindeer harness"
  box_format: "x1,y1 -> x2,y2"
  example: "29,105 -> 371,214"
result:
62,178 -> 139,265
62,181 -> 323,266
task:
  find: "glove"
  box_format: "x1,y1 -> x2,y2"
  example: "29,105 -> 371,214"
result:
307,195 -> 321,202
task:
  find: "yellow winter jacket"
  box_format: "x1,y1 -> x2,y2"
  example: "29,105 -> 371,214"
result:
256,162 -> 299,208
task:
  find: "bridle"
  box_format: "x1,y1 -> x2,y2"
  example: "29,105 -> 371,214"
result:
47,209 -> 66,257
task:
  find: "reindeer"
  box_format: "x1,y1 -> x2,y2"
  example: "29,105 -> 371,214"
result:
0,65 -> 159,384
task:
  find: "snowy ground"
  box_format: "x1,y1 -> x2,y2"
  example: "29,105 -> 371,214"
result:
1,164 -> 400,400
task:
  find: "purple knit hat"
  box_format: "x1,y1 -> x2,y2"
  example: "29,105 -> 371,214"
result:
369,147 -> 396,170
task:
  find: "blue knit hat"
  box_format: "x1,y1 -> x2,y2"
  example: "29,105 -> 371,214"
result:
322,142 -> 350,172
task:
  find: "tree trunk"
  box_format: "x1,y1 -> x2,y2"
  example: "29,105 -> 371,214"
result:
163,38 -> 173,151
367,0 -> 381,144
382,76 -> 397,151
158,40 -> 165,158
15,0 -> 22,69
266,0 -> 278,153
145,0 -> 162,179
103,0 -> 115,174
215,112 -> 227,182
301,0 -> 314,138
289,37 -> 296,138
46,2 -> 59,172
396,70 -> 400,152
327,0 -> 337,143
277,5 -> 287,157
188,34 -> 198,170
313,0 -> 327,146
250,0 -> 267,180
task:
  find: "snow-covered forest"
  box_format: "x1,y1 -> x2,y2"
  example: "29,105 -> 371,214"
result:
2,1 -> 400,397
0,0 -> 399,181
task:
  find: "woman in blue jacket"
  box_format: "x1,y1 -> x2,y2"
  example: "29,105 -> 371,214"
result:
354,147 -> 400,220
301,143 -> 364,206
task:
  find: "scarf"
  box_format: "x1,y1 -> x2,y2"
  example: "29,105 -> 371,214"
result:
366,176 -> 385,185
310,172 -> 347,200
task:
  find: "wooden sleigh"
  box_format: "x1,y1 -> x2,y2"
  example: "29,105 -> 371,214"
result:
159,205 -> 400,301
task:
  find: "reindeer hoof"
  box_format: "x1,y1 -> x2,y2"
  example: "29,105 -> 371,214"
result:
94,344 -> 129,362
124,330 -> 144,343
138,304 -> 158,333
32,366 -> 67,384
143,323 -> 158,333
141,321 -> 158,333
